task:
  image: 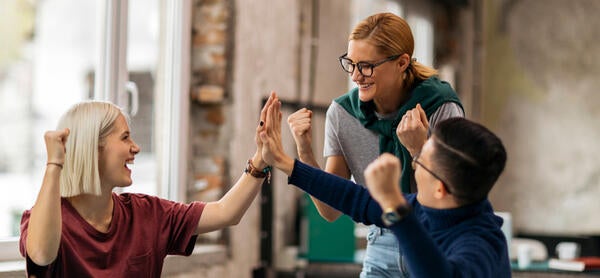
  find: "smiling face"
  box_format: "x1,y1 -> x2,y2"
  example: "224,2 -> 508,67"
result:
347,40 -> 408,113
97,114 -> 140,189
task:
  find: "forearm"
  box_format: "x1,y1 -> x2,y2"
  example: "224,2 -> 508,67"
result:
288,160 -> 383,225
26,165 -> 62,266
309,196 -> 343,222
197,168 -> 264,234
296,148 -> 319,168
296,156 -> 344,221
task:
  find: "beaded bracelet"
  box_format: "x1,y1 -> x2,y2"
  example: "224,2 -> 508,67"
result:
245,159 -> 272,183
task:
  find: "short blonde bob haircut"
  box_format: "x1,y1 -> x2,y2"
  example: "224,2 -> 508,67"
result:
56,101 -> 127,197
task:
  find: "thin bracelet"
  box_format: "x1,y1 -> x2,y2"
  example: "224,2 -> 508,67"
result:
46,162 -> 63,169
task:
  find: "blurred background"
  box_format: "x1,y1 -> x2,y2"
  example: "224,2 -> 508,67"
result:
1,0 -> 599,277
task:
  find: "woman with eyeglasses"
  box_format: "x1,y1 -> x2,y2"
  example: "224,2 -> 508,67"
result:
287,12 -> 464,277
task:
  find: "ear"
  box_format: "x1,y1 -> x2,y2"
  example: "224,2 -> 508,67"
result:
397,53 -> 411,72
432,181 -> 450,200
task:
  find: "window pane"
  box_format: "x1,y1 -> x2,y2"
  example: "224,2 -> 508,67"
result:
0,0 -> 100,238
122,0 -> 160,196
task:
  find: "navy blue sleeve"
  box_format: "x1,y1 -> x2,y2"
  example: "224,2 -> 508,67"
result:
287,159 -> 384,226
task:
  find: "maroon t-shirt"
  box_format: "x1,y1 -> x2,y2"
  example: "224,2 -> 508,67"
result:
19,193 -> 205,277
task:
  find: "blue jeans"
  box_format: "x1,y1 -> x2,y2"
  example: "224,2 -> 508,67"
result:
360,226 -> 409,278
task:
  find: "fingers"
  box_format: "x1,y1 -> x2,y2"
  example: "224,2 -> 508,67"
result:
365,153 -> 405,209
265,94 -> 281,135
399,104 -> 426,129
416,103 -> 429,129
260,91 -> 277,125
287,108 -> 312,136
44,128 -> 70,164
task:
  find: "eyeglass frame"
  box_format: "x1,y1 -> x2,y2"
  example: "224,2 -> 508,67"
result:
338,53 -> 401,77
411,152 -> 453,194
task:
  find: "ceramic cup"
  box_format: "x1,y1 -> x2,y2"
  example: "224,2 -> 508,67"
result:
556,242 -> 580,260
518,244 -> 532,269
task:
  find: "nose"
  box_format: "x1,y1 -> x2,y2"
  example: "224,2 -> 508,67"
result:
131,141 -> 141,154
350,67 -> 364,82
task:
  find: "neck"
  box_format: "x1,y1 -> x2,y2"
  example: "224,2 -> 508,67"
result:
416,194 -> 460,210
67,190 -> 114,233
373,84 -> 409,114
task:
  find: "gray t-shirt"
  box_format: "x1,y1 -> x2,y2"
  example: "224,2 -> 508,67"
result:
323,101 -> 464,186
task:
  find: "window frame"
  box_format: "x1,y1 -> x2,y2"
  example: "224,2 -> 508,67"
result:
0,0 -> 192,262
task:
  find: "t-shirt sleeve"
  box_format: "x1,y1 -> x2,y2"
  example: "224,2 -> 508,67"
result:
156,199 -> 205,256
428,102 -> 464,129
323,101 -> 342,158
19,210 -> 55,277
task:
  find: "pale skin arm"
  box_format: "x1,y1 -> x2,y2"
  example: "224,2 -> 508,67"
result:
196,92 -> 279,234
396,103 -> 429,157
26,128 -> 70,266
287,109 -> 349,222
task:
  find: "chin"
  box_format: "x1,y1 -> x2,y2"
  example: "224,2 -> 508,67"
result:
116,180 -> 133,187
358,89 -> 375,102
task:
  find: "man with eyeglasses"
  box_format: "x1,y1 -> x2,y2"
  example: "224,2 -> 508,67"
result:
259,96 -> 510,277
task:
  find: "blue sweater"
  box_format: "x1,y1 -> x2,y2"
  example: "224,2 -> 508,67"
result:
289,160 -> 511,278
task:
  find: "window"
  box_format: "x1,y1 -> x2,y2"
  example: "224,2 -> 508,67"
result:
0,0 -> 191,261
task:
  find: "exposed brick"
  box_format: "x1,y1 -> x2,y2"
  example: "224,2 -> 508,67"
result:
193,28 -> 227,45
192,85 -> 224,103
205,106 -> 225,125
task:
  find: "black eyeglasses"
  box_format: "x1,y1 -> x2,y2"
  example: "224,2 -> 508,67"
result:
411,152 -> 452,194
338,53 -> 400,77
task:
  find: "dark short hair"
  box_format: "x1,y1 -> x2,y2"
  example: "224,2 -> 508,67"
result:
430,117 -> 507,205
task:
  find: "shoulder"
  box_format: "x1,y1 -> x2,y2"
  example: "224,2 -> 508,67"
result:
414,76 -> 454,93
332,88 -> 361,116
115,193 -> 205,215
116,192 -> 159,206
115,192 -> 179,212
429,102 -> 465,127
326,100 -> 349,117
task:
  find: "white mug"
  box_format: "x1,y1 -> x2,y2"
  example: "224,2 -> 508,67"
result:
556,242 -> 580,260
518,244 -> 532,269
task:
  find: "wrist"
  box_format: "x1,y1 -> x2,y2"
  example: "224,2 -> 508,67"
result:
245,158 -> 272,182
297,148 -> 314,161
381,202 -> 412,227
275,155 -> 295,176
46,162 -> 63,170
251,153 -> 267,170
378,197 -> 407,211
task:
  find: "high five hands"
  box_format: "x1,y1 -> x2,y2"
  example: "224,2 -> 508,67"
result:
396,103 -> 429,156
259,92 -> 295,176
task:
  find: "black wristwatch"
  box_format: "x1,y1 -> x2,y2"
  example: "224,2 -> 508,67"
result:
381,203 -> 412,227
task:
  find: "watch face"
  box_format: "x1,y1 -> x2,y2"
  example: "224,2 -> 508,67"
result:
382,211 -> 401,226
381,204 -> 412,227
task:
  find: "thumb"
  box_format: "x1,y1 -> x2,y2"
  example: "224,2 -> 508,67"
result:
259,131 -> 269,145
416,104 -> 429,127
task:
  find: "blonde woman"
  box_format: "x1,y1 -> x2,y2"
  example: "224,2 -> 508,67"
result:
20,93 -> 279,277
